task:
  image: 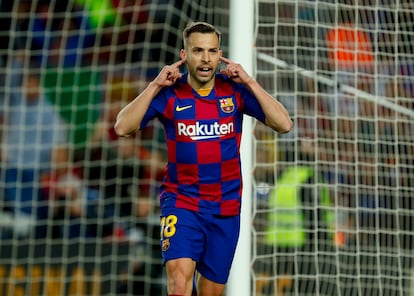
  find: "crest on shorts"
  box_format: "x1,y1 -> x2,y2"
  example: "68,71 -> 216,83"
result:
219,97 -> 235,113
161,238 -> 170,252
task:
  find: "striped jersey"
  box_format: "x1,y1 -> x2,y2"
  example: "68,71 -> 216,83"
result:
140,73 -> 266,216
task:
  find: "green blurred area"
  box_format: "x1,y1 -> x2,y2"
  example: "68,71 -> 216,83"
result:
43,67 -> 102,147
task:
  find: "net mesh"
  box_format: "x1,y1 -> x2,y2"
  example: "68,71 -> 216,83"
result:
0,1 -> 229,295
253,1 -> 414,295
0,0 -> 414,295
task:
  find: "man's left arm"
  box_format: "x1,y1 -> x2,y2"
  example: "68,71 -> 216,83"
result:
244,79 -> 292,133
220,56 -> 293,133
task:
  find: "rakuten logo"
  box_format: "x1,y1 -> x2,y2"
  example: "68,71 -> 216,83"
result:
177,121 -> 234,140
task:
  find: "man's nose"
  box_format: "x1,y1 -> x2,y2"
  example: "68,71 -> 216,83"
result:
201,51 -> 210,61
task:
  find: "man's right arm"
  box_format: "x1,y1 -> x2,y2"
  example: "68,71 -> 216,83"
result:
114,59 -> 185,137
114,81 -> 163,137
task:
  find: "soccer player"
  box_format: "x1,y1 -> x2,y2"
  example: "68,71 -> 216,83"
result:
114,21 -> 292,296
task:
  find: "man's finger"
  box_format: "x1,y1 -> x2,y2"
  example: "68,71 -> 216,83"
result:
220,56 -> 232,64
172,58 -> 186,68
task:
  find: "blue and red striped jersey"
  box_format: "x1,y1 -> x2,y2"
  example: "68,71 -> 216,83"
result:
140,73 -> 266,216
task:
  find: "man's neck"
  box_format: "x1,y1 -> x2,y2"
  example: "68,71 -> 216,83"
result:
187,75 -> 214,93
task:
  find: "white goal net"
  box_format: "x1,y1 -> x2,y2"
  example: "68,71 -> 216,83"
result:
0,1 -> 229,295
0,0 -> 413,296
252,1 -> 414,296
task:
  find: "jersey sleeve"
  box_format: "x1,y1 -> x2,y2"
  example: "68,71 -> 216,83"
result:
236,83 -> 266,124
139,89 -> 169,130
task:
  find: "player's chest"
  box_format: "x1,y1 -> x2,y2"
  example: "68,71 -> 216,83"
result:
169,95 -> 239,120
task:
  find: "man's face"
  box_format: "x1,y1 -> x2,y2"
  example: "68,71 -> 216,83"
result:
181,32 -> 222,89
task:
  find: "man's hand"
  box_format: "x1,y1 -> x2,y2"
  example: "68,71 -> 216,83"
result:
153,59 -> 186,87
220,56 -> 253,84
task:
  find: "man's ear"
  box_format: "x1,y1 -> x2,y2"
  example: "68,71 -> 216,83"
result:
180,49 -> 186,60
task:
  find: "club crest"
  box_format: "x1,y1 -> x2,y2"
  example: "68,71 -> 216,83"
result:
219,97 -> 235,113
161,238 -> 170,252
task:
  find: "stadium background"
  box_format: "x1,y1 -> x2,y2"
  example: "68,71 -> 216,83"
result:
0,0 -> 413,295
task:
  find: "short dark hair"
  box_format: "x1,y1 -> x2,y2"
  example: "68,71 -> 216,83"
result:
182,21 -> 221,48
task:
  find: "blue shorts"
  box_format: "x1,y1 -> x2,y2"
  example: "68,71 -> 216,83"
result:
159,206 -> 240,284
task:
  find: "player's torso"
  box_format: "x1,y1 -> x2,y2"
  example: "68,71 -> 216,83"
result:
158,79 -> 244,215
161,81 -> 244,164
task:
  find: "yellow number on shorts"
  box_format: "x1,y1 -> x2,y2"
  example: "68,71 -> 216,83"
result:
160,215 -> 178,239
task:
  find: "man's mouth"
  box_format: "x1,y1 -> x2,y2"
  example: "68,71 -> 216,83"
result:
198,67 -> 212,76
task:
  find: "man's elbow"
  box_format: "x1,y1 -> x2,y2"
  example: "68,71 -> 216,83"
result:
268,118 -> 293,134
279,119 -> 293,134
113,121 -> 126,137
114,120 -> 136,137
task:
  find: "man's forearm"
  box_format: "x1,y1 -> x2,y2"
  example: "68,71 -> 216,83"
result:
245,79 -> 293,133
114,81 -> 163,137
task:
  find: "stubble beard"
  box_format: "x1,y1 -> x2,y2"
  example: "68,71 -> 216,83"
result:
189,66 -> 217,89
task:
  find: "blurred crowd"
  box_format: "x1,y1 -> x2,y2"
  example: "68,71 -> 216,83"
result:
253,2 -> 414,295
0,0 -> 171,238
0,0 -> 413,295
0,0 -> 183,294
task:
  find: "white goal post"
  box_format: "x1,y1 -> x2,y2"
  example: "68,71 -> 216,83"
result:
227,0 -> 254,294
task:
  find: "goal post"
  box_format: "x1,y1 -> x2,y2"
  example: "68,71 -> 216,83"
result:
227,0 -> 254,294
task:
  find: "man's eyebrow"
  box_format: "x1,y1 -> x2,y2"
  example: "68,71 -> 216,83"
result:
190,46 -> 219,51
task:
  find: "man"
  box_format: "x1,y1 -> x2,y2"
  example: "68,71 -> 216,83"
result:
254,139 -> 340,296
261,165 -> 336,295
115,21 -> 292,296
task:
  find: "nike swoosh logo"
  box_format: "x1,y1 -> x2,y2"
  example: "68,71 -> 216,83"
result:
175,105 -> 193,112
